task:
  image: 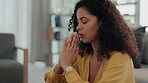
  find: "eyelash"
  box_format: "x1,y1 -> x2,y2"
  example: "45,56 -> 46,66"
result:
82,21 -> 87,24
77,20 -> 87,24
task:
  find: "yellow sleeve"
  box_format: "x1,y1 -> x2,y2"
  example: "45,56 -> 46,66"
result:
44,55 -> 86,83
44,55 -> 90,83
98,52 -> 135,83
44,69 -> 67,83
64,55 -> 90,83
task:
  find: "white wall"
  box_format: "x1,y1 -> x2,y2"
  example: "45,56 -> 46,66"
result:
140,0 -> 148,26
0,0 -> 18,34
17,0 -> 32,63
30,0 -> 50,62
0,0 -> 32,63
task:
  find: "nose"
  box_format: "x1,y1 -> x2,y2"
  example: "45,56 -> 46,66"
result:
76,24 -> 83,31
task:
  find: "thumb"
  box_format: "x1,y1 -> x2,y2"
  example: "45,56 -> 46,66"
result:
62,37 -> 68,51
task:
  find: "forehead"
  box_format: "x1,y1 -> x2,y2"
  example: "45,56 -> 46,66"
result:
76,7 -> 98,22
76,7 -> 92,18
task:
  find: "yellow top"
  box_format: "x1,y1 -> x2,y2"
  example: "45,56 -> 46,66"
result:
44,51 -> 135,83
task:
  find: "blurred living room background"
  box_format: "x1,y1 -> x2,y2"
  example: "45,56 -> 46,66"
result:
0,0 -> 148,83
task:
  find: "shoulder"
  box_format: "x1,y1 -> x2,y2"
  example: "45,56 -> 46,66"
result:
106,51 -> 132,67
110,51 -> 131,61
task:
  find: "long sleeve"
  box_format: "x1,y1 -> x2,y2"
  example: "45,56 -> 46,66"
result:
98,52 -> 135,83
44,55 -> 90,83
64,52 -> 135,83
44,68 -> 89,83
64,55 -> 90,83
44,52 -> 135,83
44,69 -> 67,83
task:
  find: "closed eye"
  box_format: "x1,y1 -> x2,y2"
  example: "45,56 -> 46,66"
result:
81,18 -> 88,24
77,17 -> 88,24
82,20 -> 87,24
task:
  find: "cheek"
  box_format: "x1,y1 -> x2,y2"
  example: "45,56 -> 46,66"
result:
90,24 -> 99,34
84,21 -> 99,37
88,24 -> 99,38
86,28 -> 98,39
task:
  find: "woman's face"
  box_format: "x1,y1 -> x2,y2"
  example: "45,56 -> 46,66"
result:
76,7 -> 100,43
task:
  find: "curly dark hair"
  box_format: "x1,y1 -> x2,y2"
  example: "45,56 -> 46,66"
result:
68,0 -> 139,61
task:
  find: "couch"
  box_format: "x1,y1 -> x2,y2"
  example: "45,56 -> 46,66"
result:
134,27 -> 148,83
0,33 -> 28,83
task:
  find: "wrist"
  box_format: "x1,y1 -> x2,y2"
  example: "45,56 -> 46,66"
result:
62,64 -> 72,69
63,66 -> 74,74
54,64 -> 64,74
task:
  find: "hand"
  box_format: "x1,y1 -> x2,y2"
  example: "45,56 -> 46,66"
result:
60,32 -> 79,69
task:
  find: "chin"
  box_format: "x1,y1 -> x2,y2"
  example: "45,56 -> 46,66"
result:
81,39 -> 90,43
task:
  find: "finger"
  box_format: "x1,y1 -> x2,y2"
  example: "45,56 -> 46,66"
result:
74,32 -> 78,46
72,47 -> 79,64
72,33 -> 79,52
66,41 -> 71,51
63,37 -> 68,45
62,37 -> 68,51
66,32 -> 78,51
76,47 -> 79,57
66,33 -> 75,50
68,33 -> 74,44
71,34 -> 76,47
73,32 -> 78,44
72,40 -> 77,53
71,32 -> 78,47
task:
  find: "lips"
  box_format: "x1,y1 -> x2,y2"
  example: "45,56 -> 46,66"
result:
78,33 -> 84,38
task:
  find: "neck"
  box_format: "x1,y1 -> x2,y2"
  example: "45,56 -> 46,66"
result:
91,41 -> 99,57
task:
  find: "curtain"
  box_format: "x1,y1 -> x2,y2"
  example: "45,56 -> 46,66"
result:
0,0 -> 18,33
0,0 -> 32,63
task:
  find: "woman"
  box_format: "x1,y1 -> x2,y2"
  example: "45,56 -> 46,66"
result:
44,0 -> 139,83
